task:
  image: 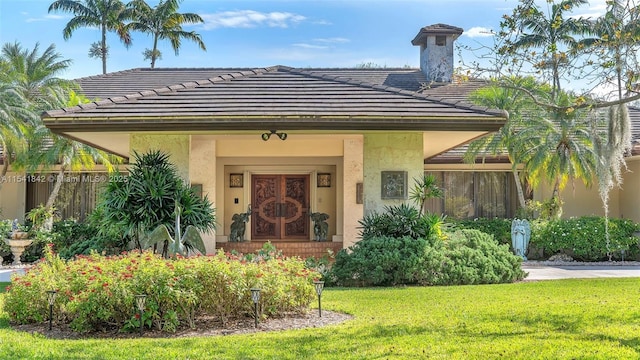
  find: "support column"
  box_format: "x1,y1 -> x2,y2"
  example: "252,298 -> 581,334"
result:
363,132 -> 424,215
190,138 -> 217,253
130,134 -> 191,183
342,137 -> 364,249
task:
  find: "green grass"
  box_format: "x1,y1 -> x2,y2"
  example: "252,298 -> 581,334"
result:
2,278 -> 640,359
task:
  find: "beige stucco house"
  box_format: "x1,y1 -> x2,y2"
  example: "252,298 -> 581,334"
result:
9,23 -> 638,258
6,24 -> 505,256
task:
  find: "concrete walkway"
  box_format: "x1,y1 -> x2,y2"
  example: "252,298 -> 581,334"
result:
522,263 -> 640,281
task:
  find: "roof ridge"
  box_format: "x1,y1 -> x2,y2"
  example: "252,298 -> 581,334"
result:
46,66 -> 281,116
284,68 -> 507,119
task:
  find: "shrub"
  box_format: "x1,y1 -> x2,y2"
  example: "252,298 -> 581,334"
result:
437,229 -> 525,285
530,217 -> 640,261
3,247 -> 319,333
451,218 -> 512,245
358,204 -> 432,241
0,219 -> 13,264
328,236 -> 445,286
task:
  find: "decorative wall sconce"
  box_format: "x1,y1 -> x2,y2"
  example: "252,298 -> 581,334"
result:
356,183 -> 363,204
317,173 -> 331,188
230,173 -> 243,188
261,129 -> 287,141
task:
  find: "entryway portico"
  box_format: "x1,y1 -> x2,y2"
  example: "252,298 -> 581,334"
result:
42,64 -> 506,257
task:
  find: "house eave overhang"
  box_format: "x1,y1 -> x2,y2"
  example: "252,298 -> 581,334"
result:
42,115 -> 506,133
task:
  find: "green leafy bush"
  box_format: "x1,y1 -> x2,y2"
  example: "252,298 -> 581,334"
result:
451,218 -> 512,245
437,229 -> 525,285
328,236 -> 445,286
3,247 -> 319,333
530,217 -> 640,261
0,219 -> 13,264
358,203 -> 432,241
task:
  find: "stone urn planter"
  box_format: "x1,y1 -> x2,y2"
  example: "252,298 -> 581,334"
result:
5,231 -> 33,265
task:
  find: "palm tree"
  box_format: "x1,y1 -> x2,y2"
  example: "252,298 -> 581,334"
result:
498,0 -> 597,214
0,62 -> 30,180
48,0 -> 131,74
464,76 -> 546,210
1,42 -> 73,111
27,91 -> 120,210
0,42 -> 73,187
518,91 -> 597,205
124,0 -> 206,68
502,0 -> 591,101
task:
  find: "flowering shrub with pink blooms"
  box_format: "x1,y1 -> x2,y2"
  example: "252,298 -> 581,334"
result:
3,246 -> 320,333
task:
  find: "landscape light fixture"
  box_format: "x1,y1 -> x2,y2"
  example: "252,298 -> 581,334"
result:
135,294 -> 147,335
251,288 -> 261,328
46,290 -> 57,331
261,130 -> 287,141
314,280 -> 325,317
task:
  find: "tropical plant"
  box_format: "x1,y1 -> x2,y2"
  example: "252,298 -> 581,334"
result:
124,0 -> 206,68
0,42 -> 74,188
465,76 -> 545,210
48,0 -> 131,74
409,173 -> 443,215
25,90 -> 120,210
96,150 -> 215,251
493,1 -> 602,213
358,203 -> 431,241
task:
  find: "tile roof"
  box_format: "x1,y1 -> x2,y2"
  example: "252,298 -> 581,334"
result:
42,66 -> 506,133
426,105 -> 640,163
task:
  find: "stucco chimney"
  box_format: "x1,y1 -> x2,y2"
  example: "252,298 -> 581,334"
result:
411,24 -> 463,83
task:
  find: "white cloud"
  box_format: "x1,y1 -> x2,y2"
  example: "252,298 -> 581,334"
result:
200,10 -> 306,30
314,37 -> 350,44
25,14 -> 67,23
312,20 -> 332,26
293,43 -> 328,49
464,27 -> 494,38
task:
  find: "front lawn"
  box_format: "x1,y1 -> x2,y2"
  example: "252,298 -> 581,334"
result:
2,278 -> 640,359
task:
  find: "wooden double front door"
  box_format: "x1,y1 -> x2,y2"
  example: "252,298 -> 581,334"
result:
251,174 -> 310,240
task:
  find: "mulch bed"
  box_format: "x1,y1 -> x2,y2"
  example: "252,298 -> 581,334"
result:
12,310 -> 352,340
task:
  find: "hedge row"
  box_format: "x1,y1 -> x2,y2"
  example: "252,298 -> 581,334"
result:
3,247 -> 320,333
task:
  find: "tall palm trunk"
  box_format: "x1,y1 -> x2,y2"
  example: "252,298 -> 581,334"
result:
101,23 -> 108,74
512,169 -> 526,209
151,35 -> 159,68
45,166 -> 66,209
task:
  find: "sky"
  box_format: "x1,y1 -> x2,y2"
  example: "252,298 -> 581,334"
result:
0,0 -> 609,80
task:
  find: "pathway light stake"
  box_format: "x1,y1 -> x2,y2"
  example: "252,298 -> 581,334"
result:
251,288 -> 261,328
46,290 -> 57,331
135,294 -> 147,335
314,281 -> 324,317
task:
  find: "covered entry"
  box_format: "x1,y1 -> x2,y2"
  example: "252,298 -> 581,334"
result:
251,174 -> 310,240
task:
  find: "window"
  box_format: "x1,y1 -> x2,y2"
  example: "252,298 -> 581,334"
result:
26,172 -> 112,221
435,35 -> 446,46
424,171 -> 524,219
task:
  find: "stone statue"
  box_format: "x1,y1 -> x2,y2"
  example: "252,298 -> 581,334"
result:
230,205 -> 251,242
511,218 -> 531,260
309,212 -> 329,241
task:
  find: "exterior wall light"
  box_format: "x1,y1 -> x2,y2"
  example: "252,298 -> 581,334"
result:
261,130 -> 287,141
